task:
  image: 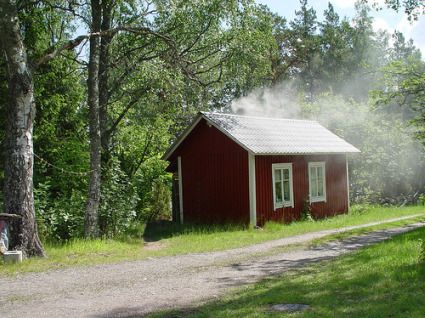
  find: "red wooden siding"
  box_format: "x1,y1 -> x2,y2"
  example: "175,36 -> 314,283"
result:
169,119 -> 250,224
255,154 -> 348,226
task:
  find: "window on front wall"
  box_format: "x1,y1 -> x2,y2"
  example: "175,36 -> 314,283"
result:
272,163 -> 294,210
309,162 -> 326,202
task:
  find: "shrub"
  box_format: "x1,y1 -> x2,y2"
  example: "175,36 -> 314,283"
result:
99,157 -> 139,238
35,183 -> 86,242
301,198 -> 314,222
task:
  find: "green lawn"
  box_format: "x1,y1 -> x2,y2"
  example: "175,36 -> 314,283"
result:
0,205 -> 424,276
154,224 -> 425,318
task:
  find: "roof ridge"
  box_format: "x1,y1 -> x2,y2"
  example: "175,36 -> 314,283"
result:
201,111 -> 318,124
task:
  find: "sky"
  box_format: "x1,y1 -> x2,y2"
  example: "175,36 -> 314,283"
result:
256,0 -> 425,57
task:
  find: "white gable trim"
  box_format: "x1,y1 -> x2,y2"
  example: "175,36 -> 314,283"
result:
205,119 -> 254,154
163,113 -> 253,161
255,151 -> 360,155
163,115 -> 203,161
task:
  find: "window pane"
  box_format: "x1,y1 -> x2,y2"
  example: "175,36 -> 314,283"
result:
317,166 -> 323,178
283,180 -> 290,201
318,179 -> 324,196
275,182 -> 282,203
283,169 -> 289,180
309,166 -> 315,175
274,169 -> 281,182
311,177 -> 317,197
310,167 -> 317,182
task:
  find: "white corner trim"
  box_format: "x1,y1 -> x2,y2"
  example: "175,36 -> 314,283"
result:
271,163 -> 294,210
308,161 -> 327,203
248,153 -> 257,227
346,155 -> 350,209
177,156 -> 184,224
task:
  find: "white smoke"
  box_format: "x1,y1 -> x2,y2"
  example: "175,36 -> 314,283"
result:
230,82 -> 302,118
227,78 -> 425,203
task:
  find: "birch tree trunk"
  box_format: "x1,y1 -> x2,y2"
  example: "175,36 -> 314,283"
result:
84,0 -> 102,237
0,0 -> 45,257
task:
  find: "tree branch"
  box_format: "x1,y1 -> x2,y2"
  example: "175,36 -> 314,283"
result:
105,90 -> 149,138
36,25 -> 175,68
36,34 -> 90,67
130,132 -> 154,177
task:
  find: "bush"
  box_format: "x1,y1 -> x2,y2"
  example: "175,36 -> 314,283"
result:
418,194 -> 425,206
35,182 -> 85,242
143,178 -> 171,222
301,198 -> 314,221
99,157 -> 139,238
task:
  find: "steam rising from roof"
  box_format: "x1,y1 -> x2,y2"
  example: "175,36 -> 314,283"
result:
231,82 -> 301,119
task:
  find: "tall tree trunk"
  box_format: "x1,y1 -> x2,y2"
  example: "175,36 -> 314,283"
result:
0,0 -> 45,257
99,0 -> 113,154
98,0 -> 113,235
85,0 -> 102,238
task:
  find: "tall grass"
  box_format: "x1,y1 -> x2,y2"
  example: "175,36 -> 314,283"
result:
0,204 -> 424,275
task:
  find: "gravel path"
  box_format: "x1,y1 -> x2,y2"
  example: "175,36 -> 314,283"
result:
0,215 -> 424,318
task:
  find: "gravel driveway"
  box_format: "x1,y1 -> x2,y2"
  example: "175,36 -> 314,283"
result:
0,215 -> 424,318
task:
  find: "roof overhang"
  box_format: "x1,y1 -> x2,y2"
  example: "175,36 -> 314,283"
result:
162,112 -> 361,161
254,151 -> 360,155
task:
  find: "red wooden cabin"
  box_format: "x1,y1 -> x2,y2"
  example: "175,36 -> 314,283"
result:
164,112 -> 360,226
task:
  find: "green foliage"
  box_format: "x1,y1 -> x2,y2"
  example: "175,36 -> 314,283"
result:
144,178 -> 172,222
301,197 -> 314,222
419,194 -> 425,206
35,183 -> 86,241
99,157 -> 139,238
303,94 -> 425,204
1,0 -> 424,244
372,55 -> 425,142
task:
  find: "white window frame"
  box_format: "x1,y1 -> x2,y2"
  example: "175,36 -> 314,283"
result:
272,163 -> 294,210
308,161 -> 326,203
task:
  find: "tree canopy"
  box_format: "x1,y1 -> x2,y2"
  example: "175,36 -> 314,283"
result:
0,0 -> 424,255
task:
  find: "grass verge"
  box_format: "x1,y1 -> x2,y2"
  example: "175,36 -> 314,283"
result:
0,205 -> 424,276
153,225 -> 425,318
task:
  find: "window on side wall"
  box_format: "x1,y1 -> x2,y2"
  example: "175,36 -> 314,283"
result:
272,163 -> 294,210
308,162 -> 326,203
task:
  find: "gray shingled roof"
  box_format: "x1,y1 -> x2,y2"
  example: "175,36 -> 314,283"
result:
203,112 -> 360,154
164,112 -> 360,160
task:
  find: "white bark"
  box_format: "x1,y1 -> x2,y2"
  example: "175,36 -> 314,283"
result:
0,0 -> 45,257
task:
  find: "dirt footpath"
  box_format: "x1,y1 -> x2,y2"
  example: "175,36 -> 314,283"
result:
0,215 -> 424,318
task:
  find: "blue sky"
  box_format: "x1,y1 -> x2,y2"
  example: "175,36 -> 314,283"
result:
256,0 -> 425,57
